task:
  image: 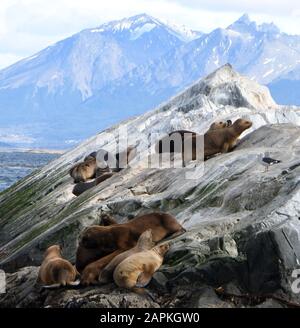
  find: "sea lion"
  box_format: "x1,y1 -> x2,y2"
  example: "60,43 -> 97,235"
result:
37,245 -> 78,287
70,148 -> 113,184
72,172 -> 115,196
209,121 -> 227,130
69,157 -> 98,183
71,146 -> 137,196
99,229 -> 154,284
113,243 -> 170,289
170,118 -> 251,162
226,120 -> 232,127
203,118 -> 252,158
76,212 -> 185,285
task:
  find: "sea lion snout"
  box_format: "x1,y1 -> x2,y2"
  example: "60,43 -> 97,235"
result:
240,119 -> 252,128
157,243 -> 170,256
234,118 -> 252,128
245,120 -> 252,127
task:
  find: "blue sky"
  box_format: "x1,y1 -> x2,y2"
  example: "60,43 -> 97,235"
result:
0,0 -> 299,69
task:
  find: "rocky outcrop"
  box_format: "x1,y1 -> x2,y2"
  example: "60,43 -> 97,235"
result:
0,66 -> 300,308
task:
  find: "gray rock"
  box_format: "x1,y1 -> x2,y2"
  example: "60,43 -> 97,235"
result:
0,266 -> 160,308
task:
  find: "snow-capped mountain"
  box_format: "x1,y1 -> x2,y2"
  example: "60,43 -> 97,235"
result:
0,13 -> 300,149
0,14 -> 197,148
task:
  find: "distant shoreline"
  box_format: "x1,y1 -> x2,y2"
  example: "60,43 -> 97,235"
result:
0,147 -> 66,154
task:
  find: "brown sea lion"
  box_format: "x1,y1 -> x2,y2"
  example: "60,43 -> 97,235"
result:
98,229 -> 154,284
37,245 -> 78,287
71,145 -> 137,192
69,157 -> 98,183
203,118 -> 252,158
113,243 -> 170,289
170,118 -> 251,162
89,146 -> 137,171
76,212 -> 185,285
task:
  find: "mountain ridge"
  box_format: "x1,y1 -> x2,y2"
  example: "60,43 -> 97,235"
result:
0,13 -> 300,148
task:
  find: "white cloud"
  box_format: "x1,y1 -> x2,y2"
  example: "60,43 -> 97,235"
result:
0,0 -> 299,69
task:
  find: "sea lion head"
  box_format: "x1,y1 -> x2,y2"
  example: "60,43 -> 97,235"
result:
100,213 -> 117,226
80,226 -> 114,250
154,243 -> 170,257
233,118 -> 252,133
44,245 -> 61,258
136,229 -> 154,250
210,121 -> 227,130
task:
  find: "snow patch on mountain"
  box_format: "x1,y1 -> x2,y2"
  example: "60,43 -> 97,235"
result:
130,23 -> 157,40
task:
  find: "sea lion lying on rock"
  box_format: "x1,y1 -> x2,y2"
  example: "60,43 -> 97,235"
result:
99,229 -> 154,284
89,146 -> 137,172
71,145 -> 137,192
203,118 -> 252,158
154,119 -> 251,163
76,212 -> 185,285
113,243 -> 170,289
37,245 -> 78,288
69,157 -> 100,183
179,118 -> 252,161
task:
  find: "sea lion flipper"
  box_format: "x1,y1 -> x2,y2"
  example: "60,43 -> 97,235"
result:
136,271 -> 153,287
67,280 -> 81,286
42,283 -> 61,289
221,142 -> 229,153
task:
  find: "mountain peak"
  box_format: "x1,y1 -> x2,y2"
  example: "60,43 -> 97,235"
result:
88,14 -> 200,42
228,13 -> 280,35
202,63 -> 238,86
88,13 -> 161,34
190,63 -> 277,110
227,14 -> 257,33
258,22 -> 280,34
236,13 -> 251,24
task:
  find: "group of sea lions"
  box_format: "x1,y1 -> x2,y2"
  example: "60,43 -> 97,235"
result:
38,117 -> 253,291
156,118 -> 252,161
69,118 -> 252,196
38,212 -> 185,290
